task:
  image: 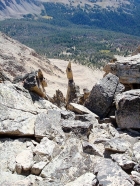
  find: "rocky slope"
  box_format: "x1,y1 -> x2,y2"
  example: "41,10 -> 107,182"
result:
0,0 -> 136,19
0,31 -> 103,97
0,32 -> 140,185
0,71 -> 140,186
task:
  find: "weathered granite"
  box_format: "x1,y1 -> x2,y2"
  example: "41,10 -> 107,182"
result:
35,110 -> 65,144
103,54 -> 140,85
65,173 -> 97,186
111,153 -> 136,170
0,82 -> 58,136
16,149 -> 34,173
33,137 -> 60,159
85,73 -> 119,118
41,137 -> 94,184
115,90 -> 140,129
131,171 -> 140,185
105,137 -> 131,153
82,141 -> 103,156
94,158 -> 134,186
67,102 -> 98,118
62,120 -> 93,138
31,161 -> 47,175
133,141 -> 140,163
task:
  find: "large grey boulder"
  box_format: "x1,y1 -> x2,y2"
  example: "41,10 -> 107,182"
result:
103,54 -> 140,85
85,73 -> 120,118
0,82 -> 58,136
0,82 -> 37,136
115,90 -> 140,129
94,158 -> 134,186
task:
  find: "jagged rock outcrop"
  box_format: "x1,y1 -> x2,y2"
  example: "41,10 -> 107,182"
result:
103,54 -> 140,89
66,62 -> 80,104
13,69 -> 48,98
0,79 -> 140,186
78,88 -> 90,105
115,89 -> 140,129
85,73 -> 125,118
51,89 -> 66,108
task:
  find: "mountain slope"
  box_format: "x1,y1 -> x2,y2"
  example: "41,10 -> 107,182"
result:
0,0 -> 140,36
40,0 -> 132,9
40,0 -> 140,36
0,32 -> 103,96
0,0 -> 44,19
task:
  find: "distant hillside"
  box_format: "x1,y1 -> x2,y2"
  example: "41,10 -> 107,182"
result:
0,0 -> 44,19
0,0 -> 140,36
40,0 -> 140,36
40,0 -> 132,9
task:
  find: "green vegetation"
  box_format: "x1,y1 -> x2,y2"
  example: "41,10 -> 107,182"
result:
0,2 -> 140,68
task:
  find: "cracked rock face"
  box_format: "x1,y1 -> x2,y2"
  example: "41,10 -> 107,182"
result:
35,110 -> 65,144
85,73 -> 120,118
94,158 -> 134,186
0,82 -> 58,136
62,120 -> 93,139
133,141 -> 140,163
104,54 -> 140,85
104,137 -> 131,153
111,153 -> 136,170
40,137 -> 94,184
115,89 -> 140,129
